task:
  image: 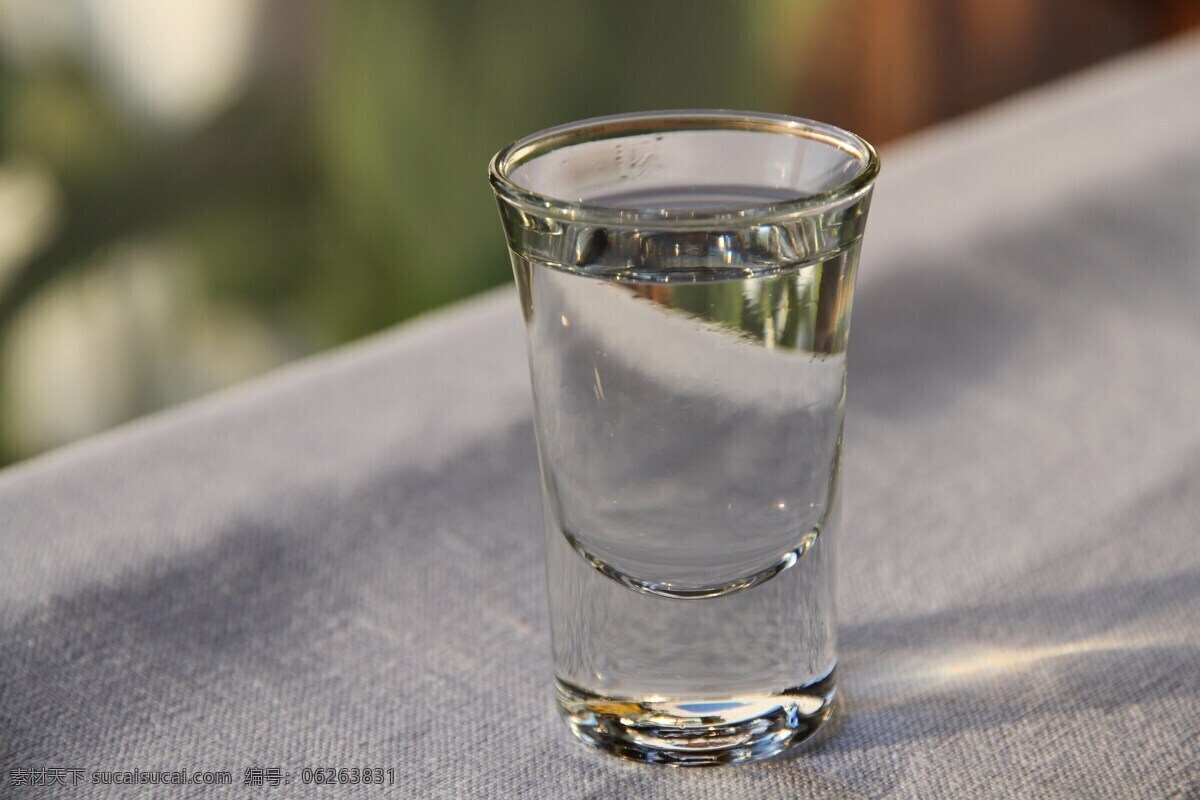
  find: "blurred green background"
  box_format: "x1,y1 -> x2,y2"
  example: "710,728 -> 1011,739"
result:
0,0 -> 1192,465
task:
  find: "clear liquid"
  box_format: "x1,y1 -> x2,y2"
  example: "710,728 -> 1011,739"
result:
513,186 -> 860,762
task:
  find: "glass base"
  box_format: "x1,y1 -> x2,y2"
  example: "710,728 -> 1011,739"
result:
555,669 -> 836,766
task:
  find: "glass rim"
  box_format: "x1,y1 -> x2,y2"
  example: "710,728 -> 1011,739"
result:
488,109 -> 880,228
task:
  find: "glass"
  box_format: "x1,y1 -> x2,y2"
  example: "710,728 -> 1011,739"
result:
489,111 -> 879,765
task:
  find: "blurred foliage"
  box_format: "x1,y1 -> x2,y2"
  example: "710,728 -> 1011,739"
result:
5,0 -> 1176,465
0,0 -> 797,464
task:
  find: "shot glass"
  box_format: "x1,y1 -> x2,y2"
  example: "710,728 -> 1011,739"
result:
489,111 -> 879,765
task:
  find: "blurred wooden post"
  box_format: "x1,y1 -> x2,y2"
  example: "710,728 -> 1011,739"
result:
789,0 -> 1186,146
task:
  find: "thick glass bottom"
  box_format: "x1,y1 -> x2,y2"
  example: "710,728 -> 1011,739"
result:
555,668 -> 836,766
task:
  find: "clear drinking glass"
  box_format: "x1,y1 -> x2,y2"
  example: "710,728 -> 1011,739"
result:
489,111 -> 879,765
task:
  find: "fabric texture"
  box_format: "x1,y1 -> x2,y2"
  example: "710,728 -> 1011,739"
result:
3,35 -> 1200,799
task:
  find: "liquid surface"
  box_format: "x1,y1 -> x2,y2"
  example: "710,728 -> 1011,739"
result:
586,183 -> 808,211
